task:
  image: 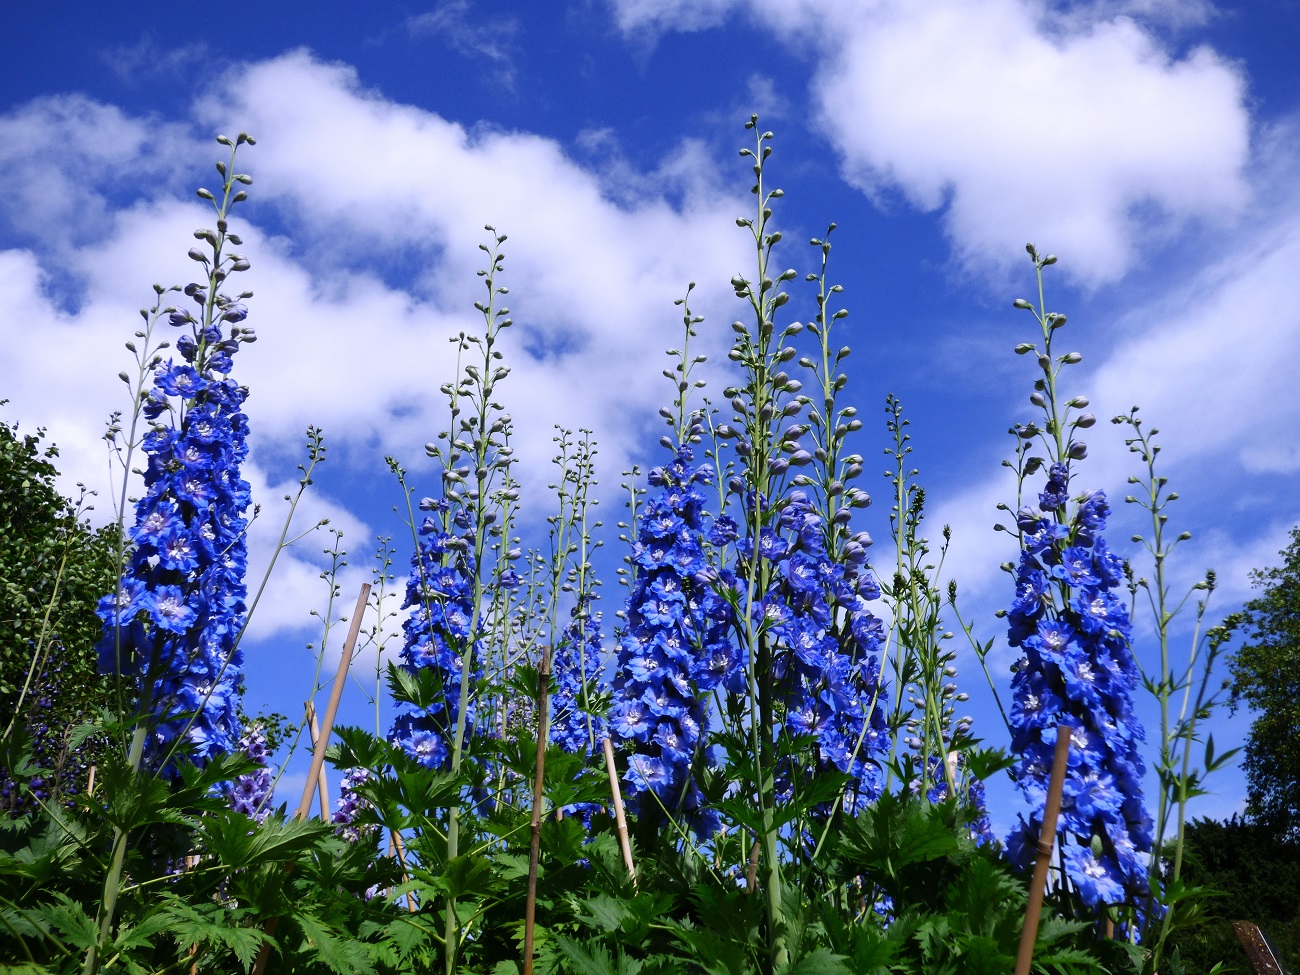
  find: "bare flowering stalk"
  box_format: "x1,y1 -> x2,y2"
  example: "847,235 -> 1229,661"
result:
1113,408 -> 1238,968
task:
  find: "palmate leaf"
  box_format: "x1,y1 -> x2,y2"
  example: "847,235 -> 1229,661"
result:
666,919 -> 754,975
553,933 -> 646,975
151,894 -> 268,973
950,933 -> 1014,975
943,855 -> 1024,934
774,947 -> 851,975
29,892 -> 97,952
837,792 -> 961,884
575,893 -> 632,934
197,808 -> 331,871
0,964 -> 56,975
296,910 -> 377,975
441,851 -> 504,900
0,809 -> 89,889
371,912 -> 441,962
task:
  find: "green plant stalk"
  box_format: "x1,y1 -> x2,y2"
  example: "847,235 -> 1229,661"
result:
82,723 -> 147,975
444,234 -> 511,975
733,119 -> 788,973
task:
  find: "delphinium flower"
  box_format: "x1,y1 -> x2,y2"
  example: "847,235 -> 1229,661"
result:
916,755 -> 995,846
224,724 -> 273,822
731,488 -> 889,814
1003,247 -> 1150,910
612,435 -> 737,837
714,163 -> 890,829
332,766 -> 376,843
528,428 -> 608,762
388,499 -> 483,772
549,605 -> 607,754
96,135 -> 258,769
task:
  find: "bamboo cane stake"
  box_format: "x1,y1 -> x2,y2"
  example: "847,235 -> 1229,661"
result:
390,829 -> 417,913
745,839 -> 760,894
252,584 -> 370,975
86,765 -> 97,798
305,701 -> 330,820
602,737 -> 637,885
523,648 -> 552,975
1014,724 -> 1074,975
295,584 -> 369,820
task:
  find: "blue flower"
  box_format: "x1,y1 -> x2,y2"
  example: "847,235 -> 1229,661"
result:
97,303 -> 252,767
1006,486 -> 1150,908
613,443 -> 732,837
388,502 -> 488,774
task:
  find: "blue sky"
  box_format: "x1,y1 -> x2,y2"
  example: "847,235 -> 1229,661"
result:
3,0 -> 1298,826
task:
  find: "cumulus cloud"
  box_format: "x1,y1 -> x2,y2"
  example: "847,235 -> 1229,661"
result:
407,1 -> 522,89
0,50 -> 757,644
607,0 -> 1251,285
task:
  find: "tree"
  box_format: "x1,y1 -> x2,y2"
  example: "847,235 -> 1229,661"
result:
1165,817 -> 1299,974
1231,526 -> 1300,842
0,409 -> 119,811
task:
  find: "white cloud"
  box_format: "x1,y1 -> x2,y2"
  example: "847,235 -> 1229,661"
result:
608,0 -> 1252,285
0,50 -> 758,651
607,0 -> 742,36
926,152 -> 1300,637
189,51 -> 752,492
406,2 -> 522,89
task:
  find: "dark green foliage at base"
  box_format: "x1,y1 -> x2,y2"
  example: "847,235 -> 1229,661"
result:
1231,527 -> 1300,841
0,412 -> 119,812
1162,817 -> 1300,975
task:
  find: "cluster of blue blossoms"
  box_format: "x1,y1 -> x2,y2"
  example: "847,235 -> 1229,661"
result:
611,444 -> 890,835
919,756 -> 995,846
97,287 -> 252,767
549,605 -> 607,755
611,445 -> 736,835
388,500 -> 484,770
332,766 -> 375,843
1006,462 -> 1151,908
224,725 -> 273,822
731,489 -> 889,814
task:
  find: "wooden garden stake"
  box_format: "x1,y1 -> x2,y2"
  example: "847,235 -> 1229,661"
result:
602,737 -> 637,885
390,830 -> 417,913
295,583 -> 369,821
305,701 -> 330,820
523,648 -> 552,975
1014,724 -> 1074,975
252,583 -> 370,975
745,839 -> 760,894
86,765 -> 96,797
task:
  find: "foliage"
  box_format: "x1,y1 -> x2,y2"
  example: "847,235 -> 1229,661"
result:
1230,526 -> 1300,841
0,739 -> 423,974
1162,816 -> 1300,975
0,413 -> 118,812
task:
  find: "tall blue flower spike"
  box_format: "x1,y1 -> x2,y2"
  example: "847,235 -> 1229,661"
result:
1003,248 -> 1151,912
388,499 -> 483,772
612,440 -> 736,838
97,140 -> 257,768
1006,480 -> 1151,908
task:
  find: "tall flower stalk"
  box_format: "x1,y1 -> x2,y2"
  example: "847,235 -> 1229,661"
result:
705,119 -> 887,969
1114,408 -> 1238,968
1002,246 -> 1151,914
386,229 -> 520,975
87,132 -> 257,975
96,133 -> 258,768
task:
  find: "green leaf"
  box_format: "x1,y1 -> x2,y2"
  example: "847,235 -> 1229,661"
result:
297,911 -> 377,975
775,947 -> 851,975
